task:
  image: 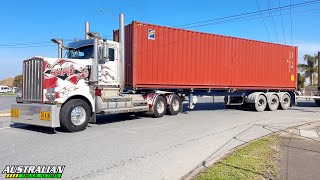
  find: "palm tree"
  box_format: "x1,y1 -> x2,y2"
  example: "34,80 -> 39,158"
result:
298,54 -> 318,86
297,73 -> 305,90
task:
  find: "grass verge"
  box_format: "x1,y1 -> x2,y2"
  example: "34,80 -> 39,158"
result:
194,135 -> 280,180
0,93 -> 16,96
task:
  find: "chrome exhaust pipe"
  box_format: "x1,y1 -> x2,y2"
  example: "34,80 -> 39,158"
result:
51,39 -> 63,58
119,14 -> 125,92
85,22 -> 90,40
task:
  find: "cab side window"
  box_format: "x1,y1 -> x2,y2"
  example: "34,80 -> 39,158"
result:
109,48 -> 115,61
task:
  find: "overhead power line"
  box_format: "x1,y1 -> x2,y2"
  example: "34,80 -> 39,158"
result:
175,0 -> 320,28
0,35 -> 113,48
268,0 -> 279,43
278,0 -> 287,44
179,6 -> 320,32
1,0 -> 320,48
290,0 -> 294,44
0,44 -> 55,49
0,41 -> 52,46
176,6 -> 320,38
255,0 -> 272,41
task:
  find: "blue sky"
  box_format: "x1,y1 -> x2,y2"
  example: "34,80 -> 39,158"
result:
1,0 -> 320,79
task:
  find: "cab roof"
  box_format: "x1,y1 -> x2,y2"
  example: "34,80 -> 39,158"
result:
66,39 -> 94,49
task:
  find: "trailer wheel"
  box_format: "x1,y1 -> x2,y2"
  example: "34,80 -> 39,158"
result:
253,95 -> 267,112
167,95 -> 182,115
267,94 -> 279,111
152,96 -> 167,118
279,94 -> 291,110
60,99 -> 91,132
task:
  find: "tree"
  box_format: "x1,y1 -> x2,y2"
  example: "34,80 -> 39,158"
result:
298,54 -> 318,86
13,75 -> 23,87
297,73 -> 305,90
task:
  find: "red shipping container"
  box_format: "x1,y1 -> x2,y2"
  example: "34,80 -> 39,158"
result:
114,21 -> 297,90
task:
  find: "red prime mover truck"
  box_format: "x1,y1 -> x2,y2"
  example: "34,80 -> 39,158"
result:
11,14 -> 298,132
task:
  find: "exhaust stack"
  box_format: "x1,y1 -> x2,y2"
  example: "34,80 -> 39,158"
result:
119,14 -> 125,92
51,39 -> 63,58
87,32 -> 99,83
85,22 -> 90,40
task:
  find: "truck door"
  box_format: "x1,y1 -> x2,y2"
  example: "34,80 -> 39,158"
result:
99,43 -> 119,86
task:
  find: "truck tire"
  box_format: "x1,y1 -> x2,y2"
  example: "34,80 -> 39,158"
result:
152,96 -> 167,118
253,95 -> 267,112
167,95 -> 182,115
279,94 -> 291,110
60,99 -> 91,132
267,94 -> 279,111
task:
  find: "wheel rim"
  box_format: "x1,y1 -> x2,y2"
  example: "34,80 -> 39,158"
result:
156,101 -> 165,114
71,106 -> 86,126
258,99 -> 265,107
271,98 -> 277,105
172,99 -> 180,111
283,97 -> 289,106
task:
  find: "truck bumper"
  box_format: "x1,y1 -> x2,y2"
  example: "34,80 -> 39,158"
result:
11,104 -> 61,128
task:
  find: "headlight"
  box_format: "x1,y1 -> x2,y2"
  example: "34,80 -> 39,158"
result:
45,88 -> 56,101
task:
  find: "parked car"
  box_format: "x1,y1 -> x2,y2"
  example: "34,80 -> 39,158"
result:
0,85 -> 11,93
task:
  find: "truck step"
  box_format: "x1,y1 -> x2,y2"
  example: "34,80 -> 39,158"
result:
102,106 -> 149,114
103,96 -> 133,102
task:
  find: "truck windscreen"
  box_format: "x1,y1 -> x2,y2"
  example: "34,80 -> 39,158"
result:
66,45 -> 93,59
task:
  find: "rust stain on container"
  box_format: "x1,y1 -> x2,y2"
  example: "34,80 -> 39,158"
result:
114,21 -> 297,90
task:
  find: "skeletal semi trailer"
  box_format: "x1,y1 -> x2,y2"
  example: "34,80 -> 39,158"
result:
11,14 -> 299,132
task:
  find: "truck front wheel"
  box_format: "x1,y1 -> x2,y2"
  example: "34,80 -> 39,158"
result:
60,99 -> 91,132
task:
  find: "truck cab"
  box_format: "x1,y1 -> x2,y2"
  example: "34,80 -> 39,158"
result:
11,14 -> 168,132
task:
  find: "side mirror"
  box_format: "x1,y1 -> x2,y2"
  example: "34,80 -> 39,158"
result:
98,40 -> 109,64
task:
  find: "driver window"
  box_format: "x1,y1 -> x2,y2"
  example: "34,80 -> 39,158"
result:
109,48 -> 115,61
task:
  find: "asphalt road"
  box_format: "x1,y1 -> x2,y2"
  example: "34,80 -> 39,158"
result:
0,95 -> 15,112
1,97 -> 320,180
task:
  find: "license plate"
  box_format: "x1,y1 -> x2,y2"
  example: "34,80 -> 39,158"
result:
11,109 -> 20,118
40,112 -> 51,121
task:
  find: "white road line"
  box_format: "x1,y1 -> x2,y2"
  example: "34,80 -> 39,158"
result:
0,113 -> 11,117
300,130 -> 320,138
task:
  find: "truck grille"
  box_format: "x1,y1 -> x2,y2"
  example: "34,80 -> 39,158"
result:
23,58 -> 43,102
